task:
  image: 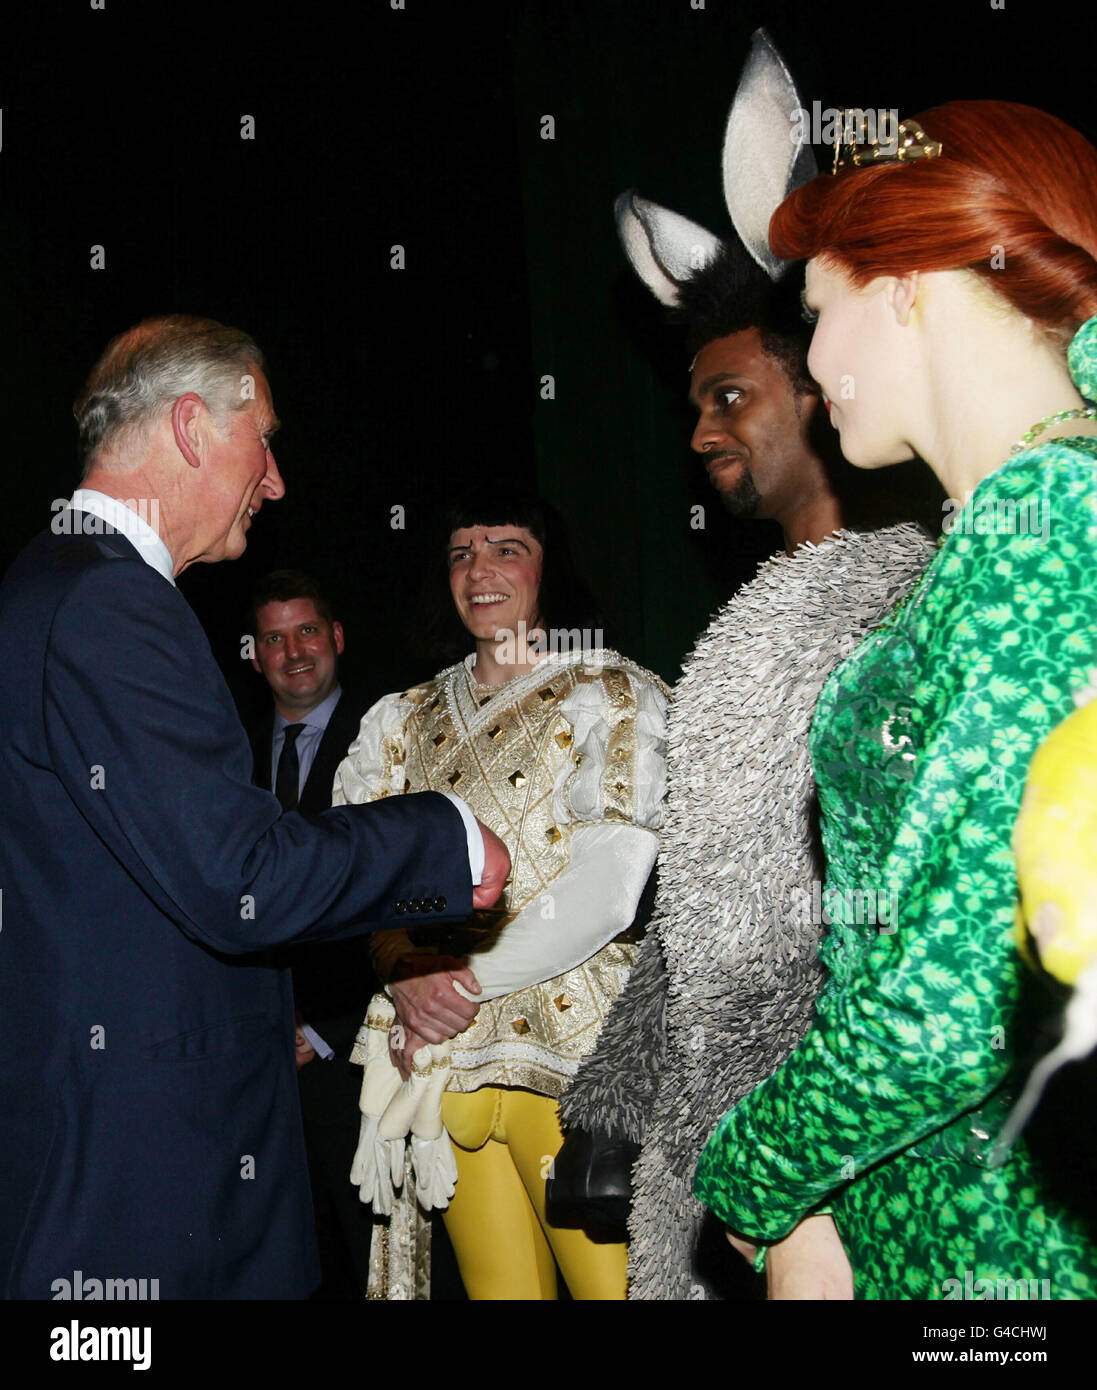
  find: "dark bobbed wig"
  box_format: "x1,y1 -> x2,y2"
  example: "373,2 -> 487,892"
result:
671,242 -> 815,392
421,484 -> 606,668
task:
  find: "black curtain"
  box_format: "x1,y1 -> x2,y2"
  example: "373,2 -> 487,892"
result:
2,0 -> 1093,707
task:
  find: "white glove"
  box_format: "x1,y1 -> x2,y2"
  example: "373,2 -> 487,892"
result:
349,994 -> 404,1212
349,997 -> 460,1213
408,1042 -> 458,1209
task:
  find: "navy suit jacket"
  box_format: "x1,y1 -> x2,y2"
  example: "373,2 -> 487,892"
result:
250,691 -> 379,1046
0,520 -> 470,1299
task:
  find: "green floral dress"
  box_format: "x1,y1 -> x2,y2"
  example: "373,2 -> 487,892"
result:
694,325 -> 1097,1300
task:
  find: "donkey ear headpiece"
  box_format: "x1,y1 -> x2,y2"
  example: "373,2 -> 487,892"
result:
616,28 -> 816,304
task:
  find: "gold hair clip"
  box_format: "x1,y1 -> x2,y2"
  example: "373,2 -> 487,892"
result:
831,112 -> 942,175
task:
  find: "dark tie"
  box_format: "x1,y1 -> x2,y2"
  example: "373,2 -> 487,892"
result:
275,723 -> 305,812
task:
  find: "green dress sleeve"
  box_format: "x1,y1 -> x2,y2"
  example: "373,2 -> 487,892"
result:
694,443 -> 1097,1243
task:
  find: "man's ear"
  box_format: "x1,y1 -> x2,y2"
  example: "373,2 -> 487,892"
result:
888,272 -> 919,328
172,393 -> 207,469
332,621 -> 345,657
250,648 -> 263,674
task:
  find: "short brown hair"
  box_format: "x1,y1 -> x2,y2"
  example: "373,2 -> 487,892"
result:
250,570 -> 335,631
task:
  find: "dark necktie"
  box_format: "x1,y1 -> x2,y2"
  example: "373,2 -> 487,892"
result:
275,723 -> 305,812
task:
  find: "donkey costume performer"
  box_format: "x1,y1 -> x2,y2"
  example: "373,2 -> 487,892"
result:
558,30 -> 935,1299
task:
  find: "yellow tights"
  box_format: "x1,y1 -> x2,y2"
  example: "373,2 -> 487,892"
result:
440,1087 -> 627,1301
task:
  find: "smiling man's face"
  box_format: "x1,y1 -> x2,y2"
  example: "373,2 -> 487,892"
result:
447,525 -> 544,642
193,367 -> 284,564
688,327 -> 818,519
251,597 -> 344,719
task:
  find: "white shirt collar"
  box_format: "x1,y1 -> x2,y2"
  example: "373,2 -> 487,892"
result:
69,489 -> 176,587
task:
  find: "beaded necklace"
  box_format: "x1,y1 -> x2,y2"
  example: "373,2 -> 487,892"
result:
1010,405 -> 1097,454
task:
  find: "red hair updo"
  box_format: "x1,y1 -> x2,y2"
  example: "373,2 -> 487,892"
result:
769,101 -> 1097,341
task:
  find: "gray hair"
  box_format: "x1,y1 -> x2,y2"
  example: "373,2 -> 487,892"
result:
74,314 -> 267,474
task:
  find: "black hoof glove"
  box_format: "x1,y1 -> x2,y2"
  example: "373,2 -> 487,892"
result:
545,1127 -> 640,1233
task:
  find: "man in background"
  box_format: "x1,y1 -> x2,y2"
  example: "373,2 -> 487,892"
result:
250,569 -> 376,1299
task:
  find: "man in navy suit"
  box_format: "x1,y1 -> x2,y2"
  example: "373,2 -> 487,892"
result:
248,569 -> 379,1298
0,315 -> 503,1299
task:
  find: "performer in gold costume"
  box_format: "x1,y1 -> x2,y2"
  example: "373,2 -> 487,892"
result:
334,491 -> 667,1299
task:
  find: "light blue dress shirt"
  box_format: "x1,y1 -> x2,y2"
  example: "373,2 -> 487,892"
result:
270,683 -> 343,802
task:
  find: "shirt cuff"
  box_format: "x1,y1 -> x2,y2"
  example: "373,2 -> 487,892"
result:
300,1024 -> 335,1060
441,792 -> 484,886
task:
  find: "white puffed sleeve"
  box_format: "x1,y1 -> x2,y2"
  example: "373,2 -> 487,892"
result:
553,671 -> 668,830
331,691 -> 412,807
461,667 -> 668,1002
463,822 -> 659,1001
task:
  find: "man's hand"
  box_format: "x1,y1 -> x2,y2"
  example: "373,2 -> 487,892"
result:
472,820 -> 510,910
389,954 -> 481,1045
294,1013 -> 317,1070
764,1214 -> 854,1301
390,1022 -> 433,1082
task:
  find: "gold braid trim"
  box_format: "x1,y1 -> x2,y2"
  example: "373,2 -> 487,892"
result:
600,668 -> 637,824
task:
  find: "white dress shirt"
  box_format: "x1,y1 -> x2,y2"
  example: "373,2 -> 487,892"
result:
68,489 -> 175,585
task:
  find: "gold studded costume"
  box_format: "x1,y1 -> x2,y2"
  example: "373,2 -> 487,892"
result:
334,649 -> 668,1298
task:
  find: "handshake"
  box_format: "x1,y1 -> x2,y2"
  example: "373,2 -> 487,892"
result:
296,818 -> 508,1071
384,815 -> 509,1075
344,820 -> 511,1215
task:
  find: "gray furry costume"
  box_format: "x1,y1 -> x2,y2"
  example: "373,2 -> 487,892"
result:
560,524 -> 934,1297
561,33 -> 938,1297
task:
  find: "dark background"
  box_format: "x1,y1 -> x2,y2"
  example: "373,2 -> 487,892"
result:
2,0 -> 1094,718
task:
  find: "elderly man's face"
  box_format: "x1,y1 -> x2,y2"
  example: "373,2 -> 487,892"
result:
196,369 -> 285,563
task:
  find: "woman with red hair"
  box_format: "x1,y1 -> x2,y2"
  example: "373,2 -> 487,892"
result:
694,101 -> 1097,1298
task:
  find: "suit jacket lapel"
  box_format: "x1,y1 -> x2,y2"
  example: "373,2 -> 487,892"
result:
298,693 -> 364,816
251,713 -> 275,792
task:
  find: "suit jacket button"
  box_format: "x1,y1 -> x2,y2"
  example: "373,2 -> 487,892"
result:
433,897 -> 446,912
395,900 -> 407,915
409,898 -> 422,913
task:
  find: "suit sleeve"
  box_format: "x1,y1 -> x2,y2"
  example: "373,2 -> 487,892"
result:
332,691 -> 420,977
43,561 -> 473,954
693,451 -> 1097,1242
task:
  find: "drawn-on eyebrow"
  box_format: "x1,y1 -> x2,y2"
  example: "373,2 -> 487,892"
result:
448,536 -> 532,554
